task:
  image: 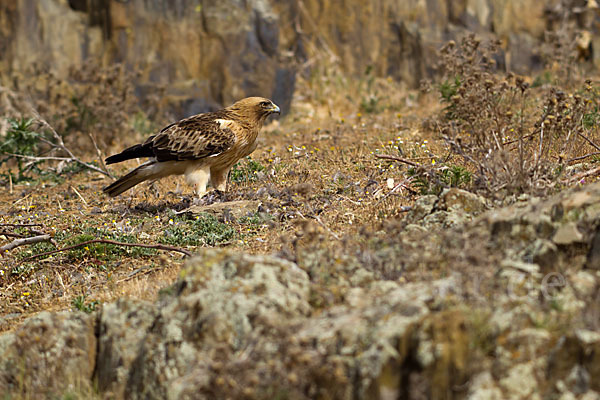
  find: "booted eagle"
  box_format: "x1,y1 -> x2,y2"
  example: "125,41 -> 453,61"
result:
103,97 -> 280,197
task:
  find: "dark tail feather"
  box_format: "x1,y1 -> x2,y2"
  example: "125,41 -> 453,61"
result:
105,143 -> 154,165
103,164 -> 153,197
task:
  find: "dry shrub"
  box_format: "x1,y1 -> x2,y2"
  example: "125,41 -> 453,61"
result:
4,61 -> 166,153
429,34 -> 600,198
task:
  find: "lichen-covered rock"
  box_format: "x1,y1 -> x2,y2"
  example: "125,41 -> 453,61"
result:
0,311 -> 96,397
125,249 -> 311,399
405,188 -> 488,228
548,330 -> 600,395
404,194 -> 438,223
95,298 -> 157,398
439,187 -> 488,215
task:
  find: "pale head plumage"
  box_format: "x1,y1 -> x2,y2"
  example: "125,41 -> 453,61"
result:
226,97 -> 281,125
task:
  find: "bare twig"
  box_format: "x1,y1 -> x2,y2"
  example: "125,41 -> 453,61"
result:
375,154 -> 419,167
88,132 -> 113,178
0,234 -> 51,253
565,152 -> 600,164
117,266 -> 166,283
313,214 -> 340,240
502,131 -> 536,146
377,176 -> 416,203
295,210 -> 341,240
70,185 -> 88,206
20,239 -> 192,262
3,153 -> 72,163
577,131 -> 600,152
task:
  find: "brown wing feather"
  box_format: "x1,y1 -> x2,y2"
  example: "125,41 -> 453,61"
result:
145,112 -> 236,162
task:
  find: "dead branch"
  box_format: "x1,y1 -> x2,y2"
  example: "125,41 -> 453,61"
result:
377,176 -> 417,203
375,154 -> 420,167
565,165 -> 600,184
0,223 -> 44,228
28,109 -> 112,177
20,239 -> 192,263
502,131 -> 536,146
0,234 -> 51,253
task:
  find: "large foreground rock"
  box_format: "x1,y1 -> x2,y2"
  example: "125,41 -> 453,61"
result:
0,311 -> 96,398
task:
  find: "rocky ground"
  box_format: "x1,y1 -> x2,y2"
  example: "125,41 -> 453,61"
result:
2,175 -> 600,398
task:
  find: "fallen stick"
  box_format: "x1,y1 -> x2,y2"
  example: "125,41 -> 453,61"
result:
565,165 -> 600,184
70,185 -> 88,206
0,234 -> 51,253
0,223 -> 44,228
20,239 -> 192,262
375,154 -> 419,167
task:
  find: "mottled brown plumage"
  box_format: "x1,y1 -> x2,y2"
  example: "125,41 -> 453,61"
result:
103,97 -> 280,197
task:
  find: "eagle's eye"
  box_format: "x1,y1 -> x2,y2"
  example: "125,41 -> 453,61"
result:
260,101 -> 271,108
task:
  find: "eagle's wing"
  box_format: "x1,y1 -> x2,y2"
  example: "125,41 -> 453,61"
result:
146,115 -> 237,162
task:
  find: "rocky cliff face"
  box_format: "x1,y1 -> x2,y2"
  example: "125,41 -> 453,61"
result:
1,0 -> 597,117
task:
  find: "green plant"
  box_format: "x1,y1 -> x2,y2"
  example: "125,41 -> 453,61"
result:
359,65 -> 382,114
0,117 -> 51,181
72,295 -> 99,313
531,71 -> 554,88
408,164 -> 472,195
439,76 -> 462,117
161,213 -> 236,246
440,165 -> 472,188
230,157 -> 265,183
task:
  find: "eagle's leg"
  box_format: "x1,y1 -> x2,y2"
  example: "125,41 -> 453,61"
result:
185,165 -> 211,198
210,167 -> 229,192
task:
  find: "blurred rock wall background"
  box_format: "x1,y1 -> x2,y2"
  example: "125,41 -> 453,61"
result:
0,0 -> 598,117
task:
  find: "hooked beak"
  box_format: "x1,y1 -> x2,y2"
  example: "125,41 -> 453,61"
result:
269,103 -> 281,114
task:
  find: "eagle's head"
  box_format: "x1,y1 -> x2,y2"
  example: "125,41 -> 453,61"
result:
229,97 -> 280,124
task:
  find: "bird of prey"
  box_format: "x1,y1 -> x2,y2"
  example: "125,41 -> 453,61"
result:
103,97 -> 280,198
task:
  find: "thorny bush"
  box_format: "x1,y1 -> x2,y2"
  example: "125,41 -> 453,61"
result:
428,34 -> 600,198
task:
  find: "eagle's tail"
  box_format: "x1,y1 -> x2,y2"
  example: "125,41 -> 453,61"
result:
105,143 -> 154,165
103,163 -> 156,197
